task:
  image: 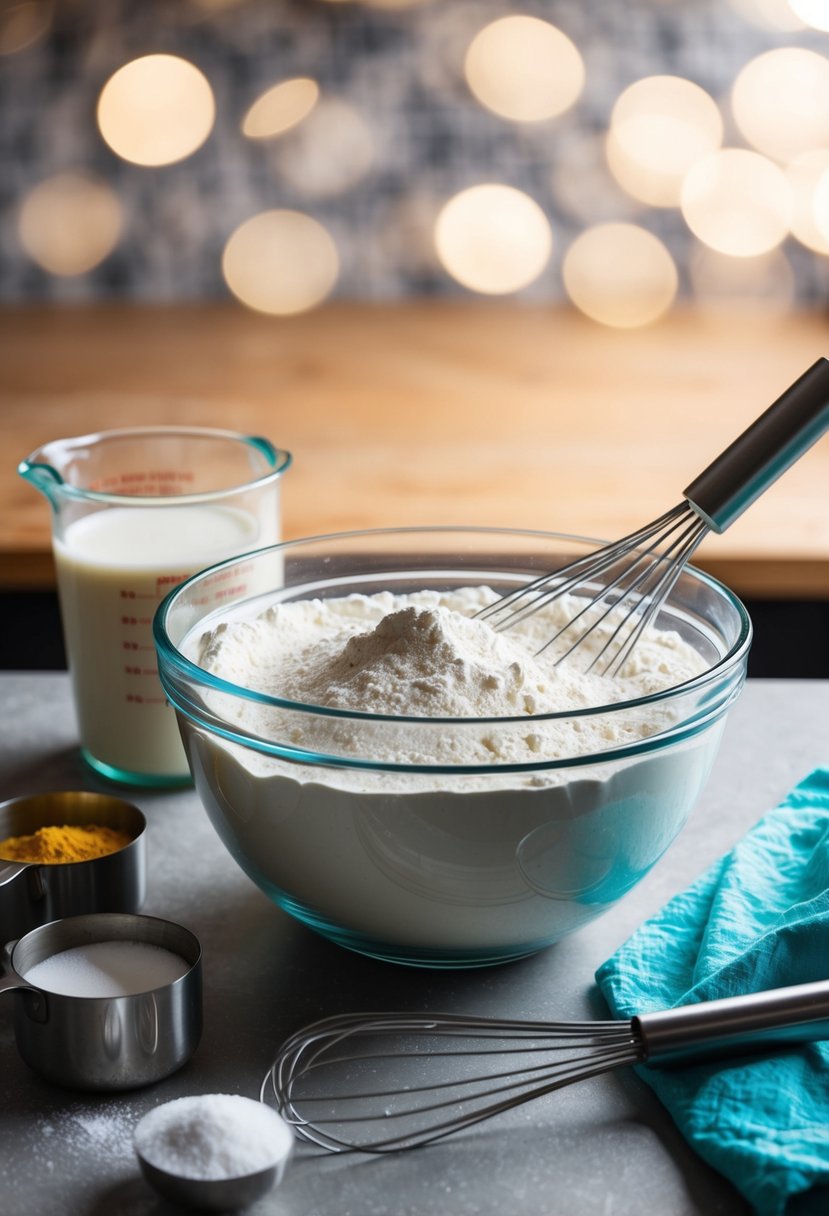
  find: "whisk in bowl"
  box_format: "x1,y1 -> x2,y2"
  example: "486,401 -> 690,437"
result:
264,980 -> 829,1153
477,357 -> 829,675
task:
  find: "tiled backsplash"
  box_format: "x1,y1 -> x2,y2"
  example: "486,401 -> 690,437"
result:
1,0 -> 828,311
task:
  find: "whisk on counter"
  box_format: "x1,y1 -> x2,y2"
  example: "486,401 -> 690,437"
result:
477,357 -> 829,675
264,981 -> 829,1153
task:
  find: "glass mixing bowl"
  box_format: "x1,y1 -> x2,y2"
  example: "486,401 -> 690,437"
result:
154,527 -> 751,968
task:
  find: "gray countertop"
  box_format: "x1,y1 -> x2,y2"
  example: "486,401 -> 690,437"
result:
2,672 -> 828,1216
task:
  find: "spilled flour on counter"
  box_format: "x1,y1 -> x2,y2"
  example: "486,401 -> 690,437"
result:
192,587 -> 706,772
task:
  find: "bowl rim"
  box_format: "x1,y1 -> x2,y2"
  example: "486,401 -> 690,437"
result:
154,525 -> 752,732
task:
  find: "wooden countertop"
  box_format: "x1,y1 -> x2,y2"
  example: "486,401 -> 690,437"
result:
2,301 -> 829,595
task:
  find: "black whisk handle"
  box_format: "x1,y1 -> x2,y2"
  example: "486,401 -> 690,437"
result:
683,356 -> 829,534
634,979 -> 829,1066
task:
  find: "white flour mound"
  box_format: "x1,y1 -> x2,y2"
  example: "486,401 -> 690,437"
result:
193,587 -> 706,771
184,587 -> 722,954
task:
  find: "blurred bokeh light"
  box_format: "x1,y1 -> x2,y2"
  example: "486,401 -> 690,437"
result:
242,78 -> 320,140
813,169 -> 829,245
97,54 -> 215,167
562,224 -> 677,328
3,0 -> 829,322
681,149 -> 791,257
788,0 -> 829,32
221,210 -> 339,314
18,172 -> 123,276
434,185 -> 552,295
0,1 -> 52,54
464,16 -> 585,123
786,150 -> 829,255
731,48 -> 829,163
606,76 -> 723,207
268,96 -> 375,196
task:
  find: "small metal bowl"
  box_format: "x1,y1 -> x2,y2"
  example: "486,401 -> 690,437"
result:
135,1095 -> 293,1211
0,791 -> 146,940
136,1156 -> 284,1213
0,912 -> 202,1091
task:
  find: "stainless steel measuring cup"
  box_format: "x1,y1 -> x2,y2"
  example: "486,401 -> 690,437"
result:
19,426 -> 291,787
0,791 -> 147,940
0,912 -> 202,1090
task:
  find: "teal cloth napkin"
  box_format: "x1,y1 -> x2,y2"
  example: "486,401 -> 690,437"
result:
595,768 -> 829,1216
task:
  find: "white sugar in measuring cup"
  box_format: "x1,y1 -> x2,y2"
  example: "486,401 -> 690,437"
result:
0,912 -> 202,1090
19,427 -> 291,787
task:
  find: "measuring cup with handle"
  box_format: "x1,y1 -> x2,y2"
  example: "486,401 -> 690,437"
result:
19,426 -> 291,787
0,912 -> 202,1090
0,791 -> 147,940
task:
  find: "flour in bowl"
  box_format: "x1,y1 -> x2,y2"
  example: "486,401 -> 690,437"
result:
181,587 -> 728,959
192,587 -> 706,769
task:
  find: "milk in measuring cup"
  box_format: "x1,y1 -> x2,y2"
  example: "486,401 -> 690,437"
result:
54,503 -> 262,782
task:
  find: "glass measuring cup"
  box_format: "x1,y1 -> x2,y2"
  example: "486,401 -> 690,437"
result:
19,427 -> 291,786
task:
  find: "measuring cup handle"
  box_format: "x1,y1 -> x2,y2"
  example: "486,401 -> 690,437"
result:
0,861 -> 28,890
0,860 -> 43,905
0,947 -> 33,996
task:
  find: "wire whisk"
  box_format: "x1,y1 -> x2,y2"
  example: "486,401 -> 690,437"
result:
477,358 -> 829,675
264,980 -> 829,1153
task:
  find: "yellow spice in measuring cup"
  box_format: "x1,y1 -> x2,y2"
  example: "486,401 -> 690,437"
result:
0,823 -> 132,864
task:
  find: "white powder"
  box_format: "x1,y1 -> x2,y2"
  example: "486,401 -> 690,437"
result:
182,587 -> 724,957
194,587 -> 706,774
134,1094 -> 293,1181
35,1101 -> 136,1171
23,941 -> 189,997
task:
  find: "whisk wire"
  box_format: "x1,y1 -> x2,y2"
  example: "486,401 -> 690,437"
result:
477,505 -> 688,633
534,506 -> 706,671
474,503 -> 709,674
599,516 -> 708,676
265,1012 -> 642,1153
264,976 -> 829,1153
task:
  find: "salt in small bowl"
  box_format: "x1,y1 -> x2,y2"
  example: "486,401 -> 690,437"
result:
135,1093 -> 293,1212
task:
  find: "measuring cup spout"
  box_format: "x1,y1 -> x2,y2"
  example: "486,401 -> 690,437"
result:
17,458 -> 65,512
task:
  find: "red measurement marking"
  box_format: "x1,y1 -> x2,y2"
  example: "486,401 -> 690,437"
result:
88,470 -> 197,495
216,583 -> 248,600
209,561 -> 254,585
122,641 -> 139,651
